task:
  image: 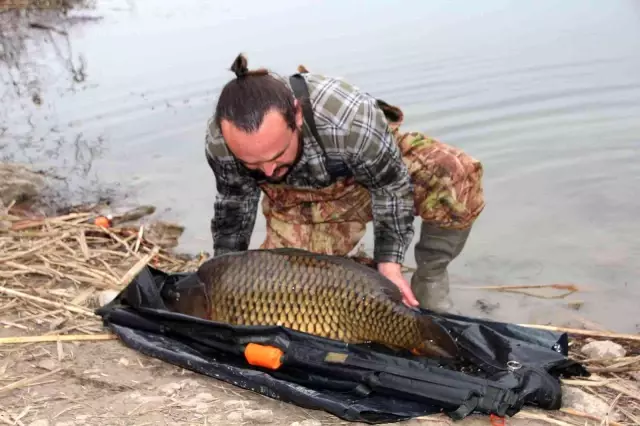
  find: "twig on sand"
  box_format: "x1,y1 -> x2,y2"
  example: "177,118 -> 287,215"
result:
467,284 -> 580,291
602,393 -> 624,425
605,382 -> 640,402
0,333 -> 116,345
9,213 -> 93,231
589,365 -> 640,374
0,232 -> 71,262
561,378 -> 615,387
455,283 -> 581,299
608,355 -> 640,369
513,411 -> 575,426
116,245 -> 160,287
559,407 -> 625,426
517,323 -> 640,342
572,355 -> 640,375
0,368 -> 62,395
0,286 -> 95,317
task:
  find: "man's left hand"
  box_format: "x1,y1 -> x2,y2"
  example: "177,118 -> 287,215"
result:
378,262 -> 419,308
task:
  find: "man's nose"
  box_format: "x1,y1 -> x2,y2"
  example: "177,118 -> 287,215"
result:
262,163 -> 277,176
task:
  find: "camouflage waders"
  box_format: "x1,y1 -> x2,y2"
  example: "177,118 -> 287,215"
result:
259,99 -> 485,313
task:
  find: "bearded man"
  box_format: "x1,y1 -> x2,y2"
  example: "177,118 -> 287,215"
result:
204,54 -> 485,312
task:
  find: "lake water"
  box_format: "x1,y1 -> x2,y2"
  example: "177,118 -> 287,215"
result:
2,0 -> 639,332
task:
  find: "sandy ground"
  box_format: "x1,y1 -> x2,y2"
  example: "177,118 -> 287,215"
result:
0,326 -> 557,426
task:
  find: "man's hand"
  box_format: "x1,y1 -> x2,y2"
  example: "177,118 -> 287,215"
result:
378,262 -> 419,308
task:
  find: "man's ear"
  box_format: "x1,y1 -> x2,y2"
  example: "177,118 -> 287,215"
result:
294,99 -> 304,128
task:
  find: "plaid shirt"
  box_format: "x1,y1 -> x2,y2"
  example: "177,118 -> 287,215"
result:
205,72 -> 415,264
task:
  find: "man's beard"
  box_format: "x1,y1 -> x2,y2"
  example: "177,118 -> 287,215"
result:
258,129 -> 304,184
262,165 -> 292,183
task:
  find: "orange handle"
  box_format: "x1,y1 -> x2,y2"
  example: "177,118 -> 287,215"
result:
244,343 -> 284,370
490,414 -> 506,425
94,216 -> 112,228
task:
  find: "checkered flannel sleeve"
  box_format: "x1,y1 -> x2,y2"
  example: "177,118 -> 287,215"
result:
205,144 -> 261,257
343,95 -> 415,265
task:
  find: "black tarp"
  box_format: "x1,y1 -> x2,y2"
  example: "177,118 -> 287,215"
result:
95,265 -> 589,424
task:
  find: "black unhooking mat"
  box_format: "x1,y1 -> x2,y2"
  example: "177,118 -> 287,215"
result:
95,265 -> 589,424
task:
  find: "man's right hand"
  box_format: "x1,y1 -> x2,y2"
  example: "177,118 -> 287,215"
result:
378,262 -> 419,308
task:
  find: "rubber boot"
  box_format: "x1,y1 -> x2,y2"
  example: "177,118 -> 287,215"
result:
410,222 -> 472,313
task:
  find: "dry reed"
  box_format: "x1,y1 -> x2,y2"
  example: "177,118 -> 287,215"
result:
0,205 -> 205,343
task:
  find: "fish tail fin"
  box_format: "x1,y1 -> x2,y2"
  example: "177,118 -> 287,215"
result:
413,314 -> 459,360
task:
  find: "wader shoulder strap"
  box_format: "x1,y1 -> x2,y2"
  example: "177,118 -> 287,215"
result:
289,74 -> 353,180
289,74 -> 325,150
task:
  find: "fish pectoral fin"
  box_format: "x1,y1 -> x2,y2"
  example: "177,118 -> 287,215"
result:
172,273 -> 202,291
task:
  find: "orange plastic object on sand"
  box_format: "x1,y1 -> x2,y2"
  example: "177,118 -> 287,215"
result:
244,343 -> 284,370
94,216 -> 112,228
490,414 -> 506,425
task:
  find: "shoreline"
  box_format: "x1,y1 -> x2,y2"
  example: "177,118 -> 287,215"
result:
1,160 -> 197,256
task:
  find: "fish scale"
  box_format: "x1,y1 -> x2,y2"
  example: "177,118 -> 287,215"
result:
167,248 -> 459,359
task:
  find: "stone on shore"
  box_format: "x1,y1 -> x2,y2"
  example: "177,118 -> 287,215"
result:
561,386 -> 622,421
0,162 -> 47,206
580,340 -> 627,359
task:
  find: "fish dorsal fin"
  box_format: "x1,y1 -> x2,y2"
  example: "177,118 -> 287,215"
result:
256,248 -> 369,269
259,247 -> 317,256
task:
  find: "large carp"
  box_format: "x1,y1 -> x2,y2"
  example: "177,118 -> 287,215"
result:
164,248 -> 459,359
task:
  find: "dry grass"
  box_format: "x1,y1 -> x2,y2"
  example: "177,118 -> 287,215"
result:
557,336 -> 640,425
0,203 -> 205,345
0,203 -> 638,425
